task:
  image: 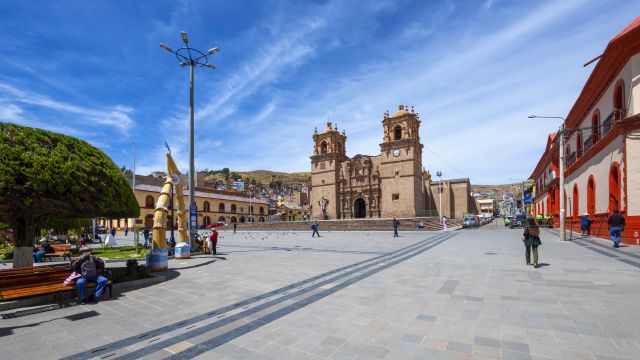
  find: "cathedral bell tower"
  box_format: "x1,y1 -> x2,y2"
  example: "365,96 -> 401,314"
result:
378,105 -> 425,217
310,122 -> 347,219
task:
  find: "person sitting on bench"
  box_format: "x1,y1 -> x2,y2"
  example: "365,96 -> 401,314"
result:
72,246 -> 108,304
33,239 -> 52,263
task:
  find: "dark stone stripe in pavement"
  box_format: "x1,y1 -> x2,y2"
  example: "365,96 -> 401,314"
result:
115,234 -> 455,360
577,238 -> 640,260
64,232 -> 451,360
167,234 -> 456,360
617,258 -> 640,269
573,240 -> 640,269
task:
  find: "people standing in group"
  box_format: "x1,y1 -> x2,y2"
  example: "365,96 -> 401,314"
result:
580,213 -> 590,237
72,247 -> 108,304
607,209 -> 625,248
442,216 -> 448,231
208,228 -> 219,255
393,218 -> 400,237
311,221 -> 320,237
523,217 -> 542,268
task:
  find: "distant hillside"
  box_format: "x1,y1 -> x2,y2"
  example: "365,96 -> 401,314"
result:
202,169 -> 311,190
471,183 -> 524,198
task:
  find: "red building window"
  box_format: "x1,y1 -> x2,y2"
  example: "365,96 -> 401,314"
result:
572,184 -> 579,219
145,195 -> 154,208
576,132 -> 583,158
609,162 -> 621,213
592,110 -> 600,142
587,175 -> 596,215
613,80 -> 625,120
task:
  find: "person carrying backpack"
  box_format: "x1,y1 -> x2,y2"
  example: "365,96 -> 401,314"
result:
523,217 -> 542,268
72,247 -> 108,304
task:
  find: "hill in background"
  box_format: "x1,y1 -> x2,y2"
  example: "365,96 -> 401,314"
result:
202,168 -> 311,191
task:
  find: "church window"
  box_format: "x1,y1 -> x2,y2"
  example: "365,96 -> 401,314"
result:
394,126 -> 402,140
392,193 -> 400,200
321,141 -> 328,154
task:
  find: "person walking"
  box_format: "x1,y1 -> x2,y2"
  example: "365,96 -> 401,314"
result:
233,222 -> 237,234
311,221 -> 320,237
442,216 -> 448,231
208,228 -> 219,255
110,227 -> 116,237
523,217 -> 542,268
124,226 -> 129,237
72,247 -> 108,304
393,218 -> 400,237
580,213 -> 590,237
607,209 -> 625,248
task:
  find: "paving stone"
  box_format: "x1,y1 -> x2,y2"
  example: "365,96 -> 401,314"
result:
3,229 -> 640,359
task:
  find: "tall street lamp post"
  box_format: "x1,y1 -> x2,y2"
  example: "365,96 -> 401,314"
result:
529,115 -> 566,241
160,32 -> 218,248
436,171 -> 443,219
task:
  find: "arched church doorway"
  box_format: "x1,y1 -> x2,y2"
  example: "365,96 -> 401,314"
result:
354,198 -> 367,218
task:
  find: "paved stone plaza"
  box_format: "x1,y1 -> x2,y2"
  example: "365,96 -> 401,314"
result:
2,224 -> 640,360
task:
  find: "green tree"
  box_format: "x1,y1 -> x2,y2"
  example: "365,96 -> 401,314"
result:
0,123 -> 140,267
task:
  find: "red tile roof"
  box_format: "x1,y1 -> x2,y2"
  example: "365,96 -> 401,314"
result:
611,16 -> 640,42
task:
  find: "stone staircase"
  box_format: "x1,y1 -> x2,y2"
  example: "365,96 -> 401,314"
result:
232,217 -> 460,232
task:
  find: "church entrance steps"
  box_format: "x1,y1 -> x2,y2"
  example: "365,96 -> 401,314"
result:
230,217 -> 460,232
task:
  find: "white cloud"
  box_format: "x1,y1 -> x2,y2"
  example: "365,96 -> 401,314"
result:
0,82 -> 135,134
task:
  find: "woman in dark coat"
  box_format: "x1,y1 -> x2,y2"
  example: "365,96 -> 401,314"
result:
523,217 -> 542,268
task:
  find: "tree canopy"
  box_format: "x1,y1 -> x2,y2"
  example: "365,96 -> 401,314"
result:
0,123 -> 139,255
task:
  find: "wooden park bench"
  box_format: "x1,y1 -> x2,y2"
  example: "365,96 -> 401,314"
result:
36,244 -> 72,262
0,264 -> 112,307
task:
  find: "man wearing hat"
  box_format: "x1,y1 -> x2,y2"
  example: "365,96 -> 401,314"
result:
580,212 -> 591,237
72,246 -> 108,304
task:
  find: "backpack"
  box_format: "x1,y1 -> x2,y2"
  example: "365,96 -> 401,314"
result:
81,257 -> 97,278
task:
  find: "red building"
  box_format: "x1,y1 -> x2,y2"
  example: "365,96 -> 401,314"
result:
530,17 -> 640,244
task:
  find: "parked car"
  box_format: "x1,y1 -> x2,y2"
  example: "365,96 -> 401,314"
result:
462,217 -> 477,228
509,214 -> 526,229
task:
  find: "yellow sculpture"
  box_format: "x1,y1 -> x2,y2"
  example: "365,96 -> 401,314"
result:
146,153 -> 189,271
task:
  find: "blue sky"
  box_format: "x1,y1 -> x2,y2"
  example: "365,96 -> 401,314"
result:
1,0 -> 638,184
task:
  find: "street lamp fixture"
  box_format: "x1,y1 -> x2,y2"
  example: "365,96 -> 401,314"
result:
160,31 -> 219,250
528,114 -> 567,241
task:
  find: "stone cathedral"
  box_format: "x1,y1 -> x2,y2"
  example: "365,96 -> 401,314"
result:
310,105 -> 476,219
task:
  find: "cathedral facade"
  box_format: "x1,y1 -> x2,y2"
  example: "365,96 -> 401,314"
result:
310,106 -> 427,219
310,105 -> 477,220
